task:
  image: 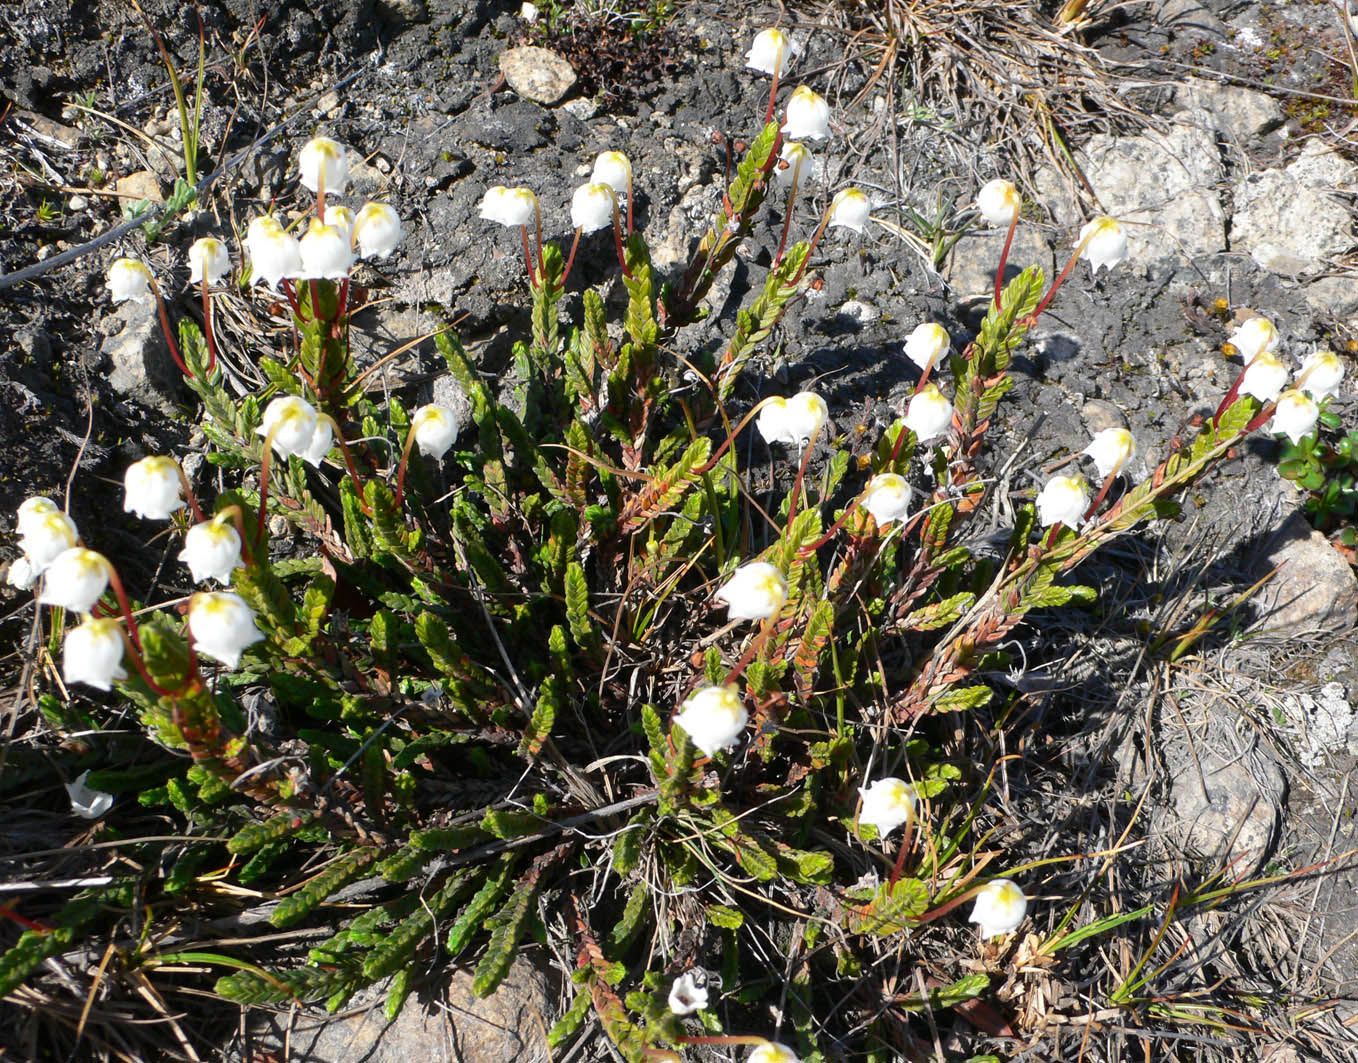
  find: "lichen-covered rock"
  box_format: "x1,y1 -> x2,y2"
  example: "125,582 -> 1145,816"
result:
500,46 -> 577,105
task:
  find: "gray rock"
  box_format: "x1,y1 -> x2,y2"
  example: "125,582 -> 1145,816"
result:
100,301 -> 180,414
499,46 -> 577,105
1231,169 -> 1354,276
1305,275 -> 1358,320
1175,77 -> 1283,137
379,0 -> 428,24
431,374 -> 473,436
942,225 -> 1053,301
1154,0 -> 1227,36
1251,514 -> 1358,635
1281,681 -> 1358,767
1285,137 -> 1358,192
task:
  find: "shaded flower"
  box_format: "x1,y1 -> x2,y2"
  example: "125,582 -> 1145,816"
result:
246,216 -> 303,289
904,383 -> 953,443
757,392 -> 828,446
904,322 -> 949,373
668,970 -> 709,1015
63,617 -> 127,691
863,473 -> 910,527
258,396 -> 320,461
19,509 -> 78,572
1076,216 -> 1127,273
781,85 -> 831,140
673,683 -> 748,756
478,185 -> 539,228
106,257 -> 156,304
827,188 -> 871,234
179,519 -> 243,585
745,28 -> 800,76
299,218 -> 355,279
1035,473 -> 1089,528
857,777 -> 916,837
1239,350 -> 1289,402
65,770 -> 114,820
716,561 -> 787,621
571,182 -> 617,233
969,878 -> 1028,939
1270,389 -> 1320,445
188,237 -> 231,285
123,455 -> 185,520
775,142 -> 812,188
5,556 -> 37,591
412,403 -> 460,459
188,591 -> 265,669
976,178 -> 1020,227
298,136 -> 349,196
1298,349 -> 1344,401
1227,314 -> 1279,361
38,547 -> 110,614
353,202 -> 403,259
1083,427 -> 1135,479
302,415 -> 333,468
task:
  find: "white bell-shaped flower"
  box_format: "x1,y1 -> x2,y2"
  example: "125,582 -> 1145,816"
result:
353,202 -> 403,259
412,403 -> 460,459
178,519 -> 243,585
716,561 -> 787,621
745,28 -> 800,76
187,237 -> 230,285
247,216 -> 303,289
19,509 -> 78,572
673,683 -> 748,756
298,135 -> 349,196
65,770 -> 115,819
6,556 -> 37,591
299,218 -> 355,280
106,257 -> 156,304
976,179 -> 1020,227
757,392 -> 828,446
827,188 -> 871,234
302,415 -> 333,468
1270,389 -> 1320,445
1035,474 -> 1090,528
1298,349 -> 1344,401
38,547 -> 110,613
123,456 -> 185,520
1239,350 -> 1290,402
969,878 -> 1028,939
904,322 -> 949,373
776,142 -> 812,188
1076,216 -> 1128,273
857,777 -> 916,837
188,591 -> 265,669
667,971 -> 709,1016
863,473 -> 911,527
257,396 -> 320,461
571,182 -> 617,234
17,496 -> 59,536
1083,427 -> 1135,479
1227,315 -> 1279,361
590,151 -> 632,196
781,86 -> 831,141
63,617 -> 128,691
904,383 -> 953,443
748,1043 -> 800,1063
478,186 -> 539,228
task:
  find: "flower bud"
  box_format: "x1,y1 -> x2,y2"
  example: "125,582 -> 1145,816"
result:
748,1043 -> 800,1063
299,218 -> 355,280
716,561 -> 787,621
745,28 -> 800,76
863,473 -> 910,527
1076,216 -> 1127,273
781,86 -> 831,141
590,151 -> 632,196
904,322 -> 950,373
827,187 -> 871,234
857,777 -> 916,837
1227,314 -> 1279,361
258,396 -> 319,461
1035,473 -> 1090,528
757,392 -> 828,446
1298,349 -> 1343,401
38,547 -> 110,614
904,383 -> 954,443
976,179 -> 1020,227
187,237 -> 230,285
673,683 -> 748,756
17,496 -> 59,536
188,591 -> 265,669
1239,350 -> 1289,402
322,204 -> 355,241
478,185 -> 539,228
969,878 -> 1028,939
571,182 -> 617,234
775,142 -> 812,188
412,403 -> 460,459
247,216 -> 303,289
667,971 -> 708,1015
353,202 -> 403,259
123,456 -> 185,520
298,136 -> 349,196
179,519 -> 243,584
1270,389 -> 1320,444
1083,427 -> 1135,480
65,770 -> 114,819
20,509 -> 78,571
106,257 -> 156,304
63,617 -> 128,691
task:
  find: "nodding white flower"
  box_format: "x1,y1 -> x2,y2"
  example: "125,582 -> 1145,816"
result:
1239,350 -> 1290,402
1076,216 -> 1128,273
905,322 -> 950,373
757,392 -> 828,446
590,151 -> 632,196
745,28 -> 800,77
19,509 -> 78,572
571,182 -> 617,234
412,403 -> 460,459
668,970 -> 709,1015
258,396 -> 319,461
827,188 -> 871,234
520,1 -> 539,21
1083,427 -> 1135,480
776,142 -> 812,188
904,383 -> 954,443
187,237 -> 231,286
673,683 -> 748,756
976,179 -> 1021,227
1227,315 -> 1279,361
188,591 -> 265,669
353,202 -> 403,259
65,770 -> 114,820
748,1042 -> 801,1063
1270,389 -> 1320,444
969,878 -> 1028,939
63,617 -> 128,691
302,415 -> 333,468
1035,473 -> 1090,528
6,555 -> 37,590
1298,349 -> 1344,401
246,216 -> 303,289
322,204 -> 355,240
298,136 -> 349,196
858,777 -> 916,837
781,85 -> 831,141
864,473 -> 911,527
38,547 -> 110,614
299,218 -> 355,280
17,496 -> 59,536
478,185 -> 539,228
106,257 -> 156,304
179,519 -> 243,585
123,456 -> 185,521
716,561 -> 787,621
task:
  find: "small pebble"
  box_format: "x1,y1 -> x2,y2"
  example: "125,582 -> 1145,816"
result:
68,195 -> 89,211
